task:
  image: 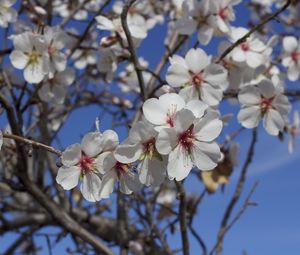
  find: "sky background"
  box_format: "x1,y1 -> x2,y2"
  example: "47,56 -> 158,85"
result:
1,0 -> 300,254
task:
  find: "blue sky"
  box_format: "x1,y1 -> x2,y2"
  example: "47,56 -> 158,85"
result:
1,0 -> 300,254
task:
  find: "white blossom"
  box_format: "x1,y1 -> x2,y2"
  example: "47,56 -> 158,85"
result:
114,121 -> 166,187
282,36 -> 300,81
237,79 -> 291,135
0,130 -> 3,150
56,130 -> 119,202
143,93 -> 208,131
43,26 -> 69,78
98,153 -> 142,199
156,108 -> 223,181
0,0 -> 17,28
166,48 -> 228,105
229,27 -> 272,69
10,32 -> 49,83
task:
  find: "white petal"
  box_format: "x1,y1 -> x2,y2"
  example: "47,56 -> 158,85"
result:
232,48 -> 246,62
138,157 -> 166,186
194,112 -> 223,142
99,130 -> 119,152
198,25 -> 214,45
287,65 -> 300,81
173,109 -> 195,134
114,143 -> 143,164
24,62 -> 45,83
272,95 -> 291,116
56,166 -> 80,190
61,144 -> 81,167
200,83 -> 223,106
80,173 -> 102,202
95,15 -> 115,31
99,170 -> 117,199
283,36 -> 298,53
257,79 -> 275,99
191,141 -> 220,170
238,85 -> 261,105
246,51 -> 264,68
81,132 -> 102,157
204,64 -> 228,86
263,109 -> 284,136
185,48 -> 210,74
166,64 -> 190,87
122,171 -> 143,193
237,106 -> 261,128
143,98 -> 168,125
167,146 -> 193,181
156,128 -> 177,155
185,100 -> 208,118
10,50 -> 28,69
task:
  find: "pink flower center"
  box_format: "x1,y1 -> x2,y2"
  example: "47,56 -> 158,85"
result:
240,42 -> 250,51
260,97 -> 273,114
191,72 -> 203,87
79,155 -> 95,173
219,8 -> 229,20
48,45 -> 56,55
143,138 -> 156,153
166,105 -> 178,127
114,161 -> 129,175
291,51 -> 299,62
178,126 -> 195,151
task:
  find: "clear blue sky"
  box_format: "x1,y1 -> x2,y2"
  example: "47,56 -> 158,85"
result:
1,1 -> 300,254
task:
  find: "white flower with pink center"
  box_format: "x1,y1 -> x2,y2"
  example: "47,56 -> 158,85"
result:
156,108 -> 223,181
56,130 -> 119,202
166,48 -> 228,106
208,0 -> 241,34
98,153 -> 142,199
10,31 -> 49,84
282,36 -> 300,81
114,121 -> 166,187
229,27 -> 270,68
43,26 -> 69,78
143,93 -> 208,131
237,79 -> 291,136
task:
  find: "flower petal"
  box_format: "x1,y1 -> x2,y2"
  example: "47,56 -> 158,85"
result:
61,144 -> 81,167
56,166 -> 80,190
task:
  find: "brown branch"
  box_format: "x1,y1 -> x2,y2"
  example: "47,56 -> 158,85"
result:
211,129 -> 257,255
2,133 -> 62,157
121,0 -> 146,101
217,0 -> 292,63
175,181 -> 190,255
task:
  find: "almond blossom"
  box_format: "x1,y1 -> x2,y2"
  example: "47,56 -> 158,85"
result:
237,79 -> 291,136
282,36 -> 300,81
56,130 -> 119,202
38,68 -> 75,104
0,0 -> 17,27
229,27 -> 272,69
98,152 -> 142,199
208,0 -> 241,34
156,108 -> 223,181
143,93 -> 208,131
114,121 -> 166,187
166,48 -> 228,105
43,26 -> 69,78
10,32 -> 49,83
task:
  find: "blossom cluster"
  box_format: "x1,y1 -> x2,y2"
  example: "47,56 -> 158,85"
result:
1,0 -> 300,202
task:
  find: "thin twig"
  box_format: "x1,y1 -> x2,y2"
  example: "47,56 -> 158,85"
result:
175,181 -> 190,255
2,133 -> 62,156
121,0 -> 146,101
